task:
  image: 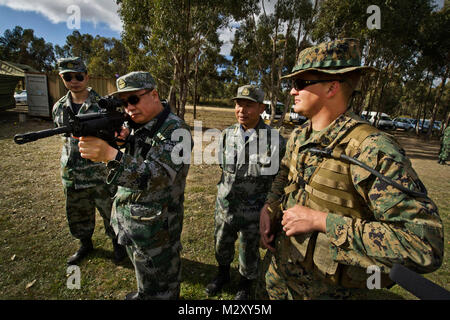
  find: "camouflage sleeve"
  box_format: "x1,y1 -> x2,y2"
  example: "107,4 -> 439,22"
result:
218,129 -> 227,170
107,124 -> 192,191
265,130 -> 293,205
325,133 -> 444,274
52,101 -> 61,127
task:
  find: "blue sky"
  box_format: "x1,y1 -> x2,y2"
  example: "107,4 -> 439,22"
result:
0,1 -> 121,47
0,7 -> 120,47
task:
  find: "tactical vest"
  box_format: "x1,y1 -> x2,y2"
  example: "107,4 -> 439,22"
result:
283,123 -> 393,288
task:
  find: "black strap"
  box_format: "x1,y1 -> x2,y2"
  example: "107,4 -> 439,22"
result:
140,105 -> 171,159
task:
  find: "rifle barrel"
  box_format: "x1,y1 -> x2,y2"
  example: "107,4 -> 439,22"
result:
14,126 -> 71,145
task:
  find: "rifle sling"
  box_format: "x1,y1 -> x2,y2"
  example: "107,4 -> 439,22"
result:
140,105 -> 171,159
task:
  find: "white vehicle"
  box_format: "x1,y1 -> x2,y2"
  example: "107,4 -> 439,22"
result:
393,117 -> 414,131
289,105 -> 307,124
261,100 -> 285,120
361,111 -> 395,130
14,90 -> 27,104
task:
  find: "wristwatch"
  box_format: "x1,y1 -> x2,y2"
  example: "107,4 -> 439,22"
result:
106,150 -> 123,170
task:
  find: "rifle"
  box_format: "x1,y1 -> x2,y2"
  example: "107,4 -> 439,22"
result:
14,96 -> 129,148
390,263 -> 450,300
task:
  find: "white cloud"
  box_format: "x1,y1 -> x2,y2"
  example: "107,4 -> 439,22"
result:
219,23 -> 237,57
0,0 -> 122,32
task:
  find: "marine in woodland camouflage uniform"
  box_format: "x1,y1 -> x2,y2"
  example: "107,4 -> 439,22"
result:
257,39 -> 444,300
78,71 -> 192,300
438,122 -> 450,165
52,57 -> 123,265
205,85 -> 286,299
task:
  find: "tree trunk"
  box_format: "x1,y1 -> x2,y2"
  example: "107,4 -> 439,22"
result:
269,15 -> 280,127
427,71 -> 448,139
168,64 -> 178,114
193,52 -> 199,119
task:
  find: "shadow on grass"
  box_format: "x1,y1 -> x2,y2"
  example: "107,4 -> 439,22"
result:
181,258 -> 246,298
80,247 -> 134,270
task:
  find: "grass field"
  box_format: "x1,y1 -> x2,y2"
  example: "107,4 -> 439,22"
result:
0,106 -> 448,300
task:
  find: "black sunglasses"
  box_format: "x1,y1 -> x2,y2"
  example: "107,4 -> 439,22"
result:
121,89 -> 152,106
62,73 -> 85,82
292,79 -> 344,91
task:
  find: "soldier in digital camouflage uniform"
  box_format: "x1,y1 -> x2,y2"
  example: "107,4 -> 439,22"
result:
52,57 -> 126,265
438,118 -> 449,165
205,85 -> 286,300
257,39 -> 444,300
78,71 -> 192,300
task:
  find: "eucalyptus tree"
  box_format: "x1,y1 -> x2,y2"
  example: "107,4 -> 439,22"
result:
0,26 -> 55,72
117,0 -> 257,119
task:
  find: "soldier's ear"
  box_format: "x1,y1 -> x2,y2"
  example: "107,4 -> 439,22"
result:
258,103 -> 265,114
325,81 -> 340,98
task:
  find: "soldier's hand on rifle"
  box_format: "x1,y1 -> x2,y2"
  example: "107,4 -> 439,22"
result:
282,205 -> 327,236
260,204 -> 276,252
79,136 -> 118,163
115,126 -> 130,146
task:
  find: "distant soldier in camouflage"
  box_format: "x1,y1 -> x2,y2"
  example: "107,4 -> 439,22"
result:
78,71 -> 192,300
52,57 -> 126,265
258,39 -> 444,300
438,117 -> 450,165
205,85 -> 286,299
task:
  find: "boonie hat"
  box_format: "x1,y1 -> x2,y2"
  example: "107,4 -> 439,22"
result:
232,85 -> 264,103
281,38 -> 377,79
110,71 -> 157,96
58,57 -> 87,74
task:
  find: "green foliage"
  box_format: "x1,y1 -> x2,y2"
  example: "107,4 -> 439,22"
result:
117,0 -> 258,117
54,31 -> 129,78
0,26 -> 55,72
0,1 -> 447,125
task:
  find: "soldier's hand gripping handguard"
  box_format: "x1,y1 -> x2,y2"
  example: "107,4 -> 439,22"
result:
260,200 -> 283,252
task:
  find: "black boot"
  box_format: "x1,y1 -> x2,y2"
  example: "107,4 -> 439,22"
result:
124,291 -> 143,300
67,238 -> 93,265
205,265 -> 230,297
112,237 -> 127,264
234,276 -> 253,300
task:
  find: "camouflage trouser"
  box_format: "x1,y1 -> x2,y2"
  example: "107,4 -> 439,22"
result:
126,242 -> 182,299
214,214 -> 260,280
64,185 -> 116,240
438,140 -> 449,161
255,251 -> 363,300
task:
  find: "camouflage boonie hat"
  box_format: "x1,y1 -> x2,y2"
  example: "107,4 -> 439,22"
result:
282,38 -> 377,79
58,57 -> 87,74
232,85 -> 264,103
110,71 -> 157,96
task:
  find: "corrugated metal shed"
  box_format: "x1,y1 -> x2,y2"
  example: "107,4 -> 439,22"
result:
0,61 -> 38,111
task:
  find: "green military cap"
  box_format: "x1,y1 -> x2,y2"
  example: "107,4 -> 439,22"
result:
57,57 -> 87,74
232,85 -> 264,103
282,38 -> 377,79
110,71 -> 157,96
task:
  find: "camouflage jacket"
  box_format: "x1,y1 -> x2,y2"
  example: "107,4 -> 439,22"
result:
441,125 -> 450,144
107,104 -> 192,249
266,111 -> 444,274
216,119 -> 286,224
52,88 -> 109,189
